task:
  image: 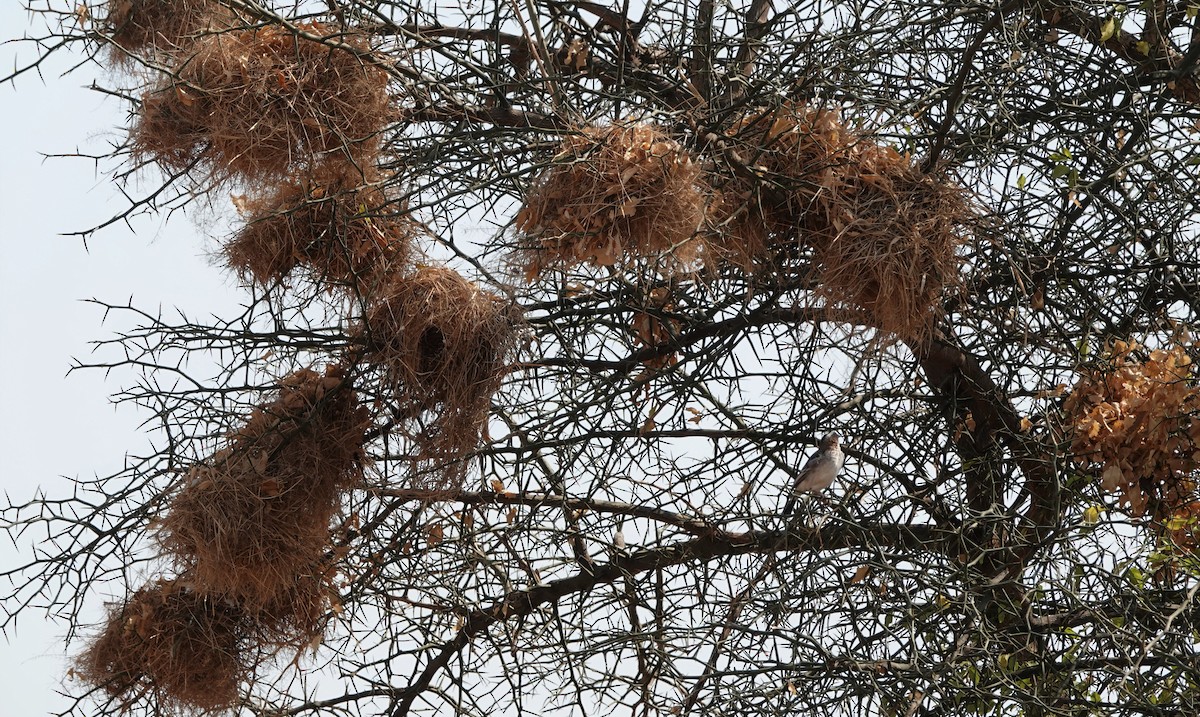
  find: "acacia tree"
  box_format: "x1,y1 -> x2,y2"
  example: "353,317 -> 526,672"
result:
6,0 -> 1200,715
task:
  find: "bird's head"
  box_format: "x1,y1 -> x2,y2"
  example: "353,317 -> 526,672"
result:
820,432 -> 840,449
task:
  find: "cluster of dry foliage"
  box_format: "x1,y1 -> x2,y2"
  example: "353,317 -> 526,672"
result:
79,2 -> 518,710
516,107 -> 972,341
729,107 -> 971,340
1065,341 -> 1200,535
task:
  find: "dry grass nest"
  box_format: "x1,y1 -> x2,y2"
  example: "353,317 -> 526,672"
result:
718,105 -> 973,339
101,0 -> 236,58
514,123 -> 706,280
705,106 -> 851,267
1065,340 -> 1200,519
360,266 -> 519,490
225,163 -> 417,289
77,578 -> 246,712
133,22 -> 391,181
157,365 -> 370,610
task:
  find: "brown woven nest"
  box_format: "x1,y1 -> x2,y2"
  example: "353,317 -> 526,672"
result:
360,266 -> 519,490
132,23 -> 391,181
76,578 -> 246,712
157,365 -> 370,610
1064,341 -> 1200,519
713,106 -> 852,248
700,187 -> 774,274
514,123 -> 707,280
718,105 -> 971,339
225,163 -> 417,289
101,0 -> 235,58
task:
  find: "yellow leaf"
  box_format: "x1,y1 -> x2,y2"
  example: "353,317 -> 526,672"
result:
1100,17 -> 1117,42
1083,505 -> 1102,524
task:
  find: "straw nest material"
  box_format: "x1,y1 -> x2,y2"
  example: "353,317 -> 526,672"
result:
719,105 -> 972,339
225,164 -> 416,288
360,266 -> 518,490
132,23 -> 391,181
1064,341 -> 1200,518
77,578 -> 245,712
710,107 -> 852,252
157,365 -> 370,610
700,187 -> 774,273
101,0 -> 233,57
514,123 -> 707,280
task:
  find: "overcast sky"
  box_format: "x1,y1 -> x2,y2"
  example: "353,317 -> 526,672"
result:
1,4 -> 246,712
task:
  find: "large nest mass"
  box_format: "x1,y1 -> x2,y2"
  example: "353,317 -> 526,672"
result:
360,266 -> 519,490
76,579 -> 246,712
515,123 -> 706,279
717,106 -> 853,245
225,163 -> 417,288
132,23 -> 391,181
101,0 -> 234,58
157,365 -> 370,610
721,105 -> 972,339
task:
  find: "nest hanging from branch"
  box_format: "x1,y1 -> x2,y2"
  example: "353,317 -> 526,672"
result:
100,0 -> 237,58
132,23 -> 391,181
157,365 -> 370,611
514,123 -> 707,279
712,106 -> 852,251
714,104 -> 971,339
225,163 -> 417,289
359,266 -> 519,491
76,579 -> 246,712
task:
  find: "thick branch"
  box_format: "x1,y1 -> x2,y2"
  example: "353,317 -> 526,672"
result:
376,488 -> 723,537
389,520 -> 946,714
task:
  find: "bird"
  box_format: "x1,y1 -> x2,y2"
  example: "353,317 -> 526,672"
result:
782,432 -> 844,515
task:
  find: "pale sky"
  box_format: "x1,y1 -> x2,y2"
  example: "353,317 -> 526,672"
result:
1,4 -> 244,712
